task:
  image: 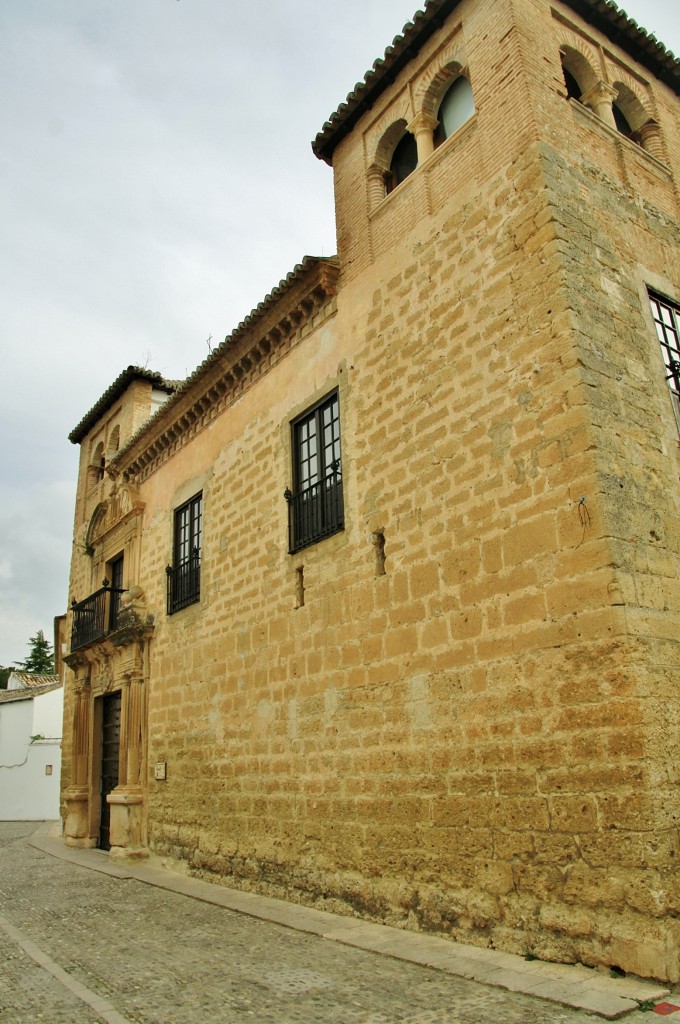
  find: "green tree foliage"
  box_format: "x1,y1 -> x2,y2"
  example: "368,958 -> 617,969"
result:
0,667 -> 10,689
18,630 -> 55,674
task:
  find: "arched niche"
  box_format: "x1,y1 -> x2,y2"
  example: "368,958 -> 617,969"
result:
370,119 -> 418,198
108,425 -> 120,456
87,441 -> 105,490
420,59 -> 467,121
85,503 -> 108,552
612,81 -> 651,138
434,76 -> 475,146
386,131 -> 418,193
559,45 -> 598,102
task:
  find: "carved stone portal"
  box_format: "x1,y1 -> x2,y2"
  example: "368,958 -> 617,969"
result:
63,612 -> 152,858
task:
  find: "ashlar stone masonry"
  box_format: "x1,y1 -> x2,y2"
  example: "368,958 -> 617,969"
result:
62,0 -> 680,984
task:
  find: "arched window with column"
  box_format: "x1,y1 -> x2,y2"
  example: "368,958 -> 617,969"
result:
612,81 -> 662,158
385,131 -> 418,194
434,76 -> 475,147
559,46 -> 597,104
88,441 -> 105,490
108,425 -> 120,457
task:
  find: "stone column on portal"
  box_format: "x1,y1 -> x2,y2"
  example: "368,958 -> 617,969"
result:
108,671 -> 147,861
64,677 -> 96,848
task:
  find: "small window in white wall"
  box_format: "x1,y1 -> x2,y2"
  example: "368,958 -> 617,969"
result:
435,77 -> 475,146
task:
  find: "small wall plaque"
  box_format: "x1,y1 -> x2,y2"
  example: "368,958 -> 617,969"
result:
154,761 -> 167,781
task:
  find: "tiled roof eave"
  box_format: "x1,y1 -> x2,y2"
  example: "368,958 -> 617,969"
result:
568,0 -> 679,80
69,368 -> 179,445
8,672 -> 59,689
113,255 -> 340,482
0,681 -> 62,703
311,0 -> 680,165
312,0 -> 458,165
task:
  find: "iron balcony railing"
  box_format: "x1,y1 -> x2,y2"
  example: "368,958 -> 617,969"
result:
71,580 -> 126,651
166,549 -> 201,614
285,463 -> 344,554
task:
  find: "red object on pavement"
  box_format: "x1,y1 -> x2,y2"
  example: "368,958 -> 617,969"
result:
652,1004 -> 680,1016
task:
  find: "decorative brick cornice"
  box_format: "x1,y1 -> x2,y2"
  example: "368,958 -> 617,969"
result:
114,256 -> 339,485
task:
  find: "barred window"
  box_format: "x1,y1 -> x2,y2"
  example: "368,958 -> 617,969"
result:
649,292 -> 680,428
166,492 -> 202,614
285,392 -> 344,554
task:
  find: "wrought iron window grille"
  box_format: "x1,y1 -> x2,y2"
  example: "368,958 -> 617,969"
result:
166,547 -> 201,614
286,391 -> 344,554
285,459 -> 344,554
649,292 -> 680,399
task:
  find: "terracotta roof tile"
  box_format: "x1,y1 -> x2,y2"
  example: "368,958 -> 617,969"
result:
69,367 -> 180,445
312,0 -> 680,164
0,680 -> 62,703
8,671 -> 58,689
111,255 -> 339,470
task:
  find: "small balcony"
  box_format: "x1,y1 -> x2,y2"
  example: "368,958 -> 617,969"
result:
71,580 -> 126,651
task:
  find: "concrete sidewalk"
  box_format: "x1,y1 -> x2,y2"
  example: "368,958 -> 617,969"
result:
31,822 -> 671,1021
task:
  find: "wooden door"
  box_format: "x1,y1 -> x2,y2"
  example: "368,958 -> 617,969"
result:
99,691 -> 121,850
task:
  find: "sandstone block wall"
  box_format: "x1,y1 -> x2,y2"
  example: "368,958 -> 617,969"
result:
62,0 -> 680,981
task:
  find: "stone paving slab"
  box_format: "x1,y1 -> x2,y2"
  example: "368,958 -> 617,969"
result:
25,822 -> 673,1021
0,908 -> 131,1024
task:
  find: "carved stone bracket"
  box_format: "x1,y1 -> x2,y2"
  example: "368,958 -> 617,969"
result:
111,588 -> 155,648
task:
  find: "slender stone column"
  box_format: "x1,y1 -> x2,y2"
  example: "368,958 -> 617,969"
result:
580,81 -> 618,129
125,674 -> 144,787
407,112 -> 438,163
367,163 -> 386,210
637,119 -> 664,161
64,678 -> 96,848
108,671 -> 147,860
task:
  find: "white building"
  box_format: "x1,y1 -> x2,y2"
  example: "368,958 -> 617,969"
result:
0,681 -> 63,820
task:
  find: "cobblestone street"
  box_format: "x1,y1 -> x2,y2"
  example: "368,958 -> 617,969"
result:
0,822 -> 671,1024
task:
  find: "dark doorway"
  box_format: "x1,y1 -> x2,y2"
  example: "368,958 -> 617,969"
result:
99,691 -> 121,850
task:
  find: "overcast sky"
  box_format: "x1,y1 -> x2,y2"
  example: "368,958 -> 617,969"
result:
0,0 -> 678,668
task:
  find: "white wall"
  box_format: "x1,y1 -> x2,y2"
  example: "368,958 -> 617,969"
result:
32,688 -> 63,739
0,698 -> 33,766
0,688 -> 63,820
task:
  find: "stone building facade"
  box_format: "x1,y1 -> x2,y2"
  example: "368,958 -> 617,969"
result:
61,0 -> 680,982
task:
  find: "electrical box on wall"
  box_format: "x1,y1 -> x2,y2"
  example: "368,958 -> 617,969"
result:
154,761 -> 167,781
